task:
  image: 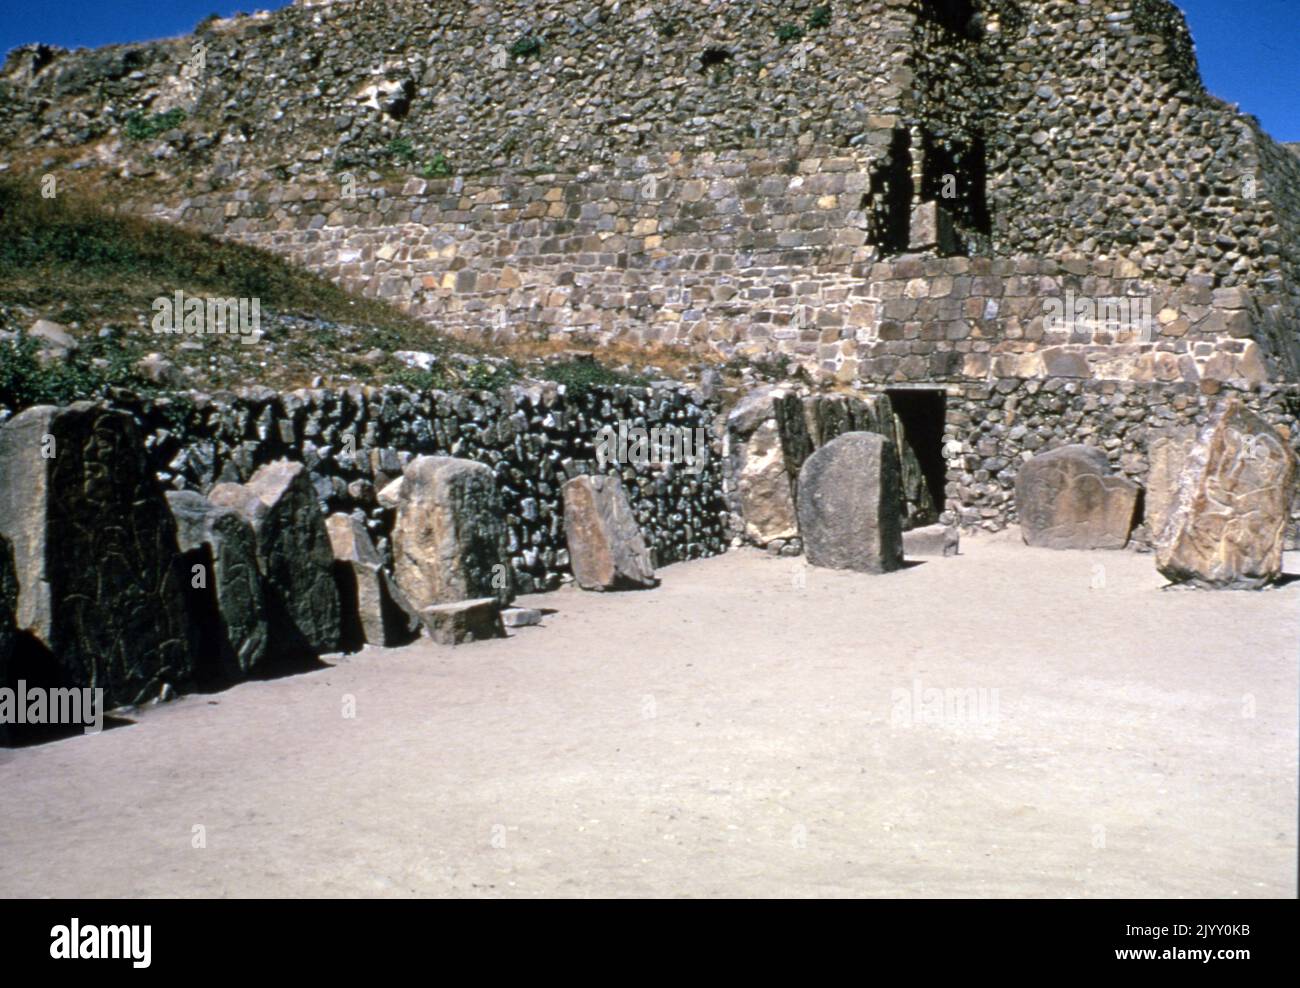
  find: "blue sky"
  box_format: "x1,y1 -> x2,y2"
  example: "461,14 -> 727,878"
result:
0,1 -> 1295,141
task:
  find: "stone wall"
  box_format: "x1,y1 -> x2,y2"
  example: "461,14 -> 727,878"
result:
834,255 -> 1276,387
0,0 -> 908,174
108,380 -> 728,594
717,377 -> 1300,544
158,147 -> 882,350
5,0 -> 1298,374
890,378 -> 1300,542
980,0 -> 1300,363
155,166 -> 1285,388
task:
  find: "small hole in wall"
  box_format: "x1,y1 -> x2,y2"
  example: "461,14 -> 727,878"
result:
917,0 -> 980,39
700,47 -> 732,69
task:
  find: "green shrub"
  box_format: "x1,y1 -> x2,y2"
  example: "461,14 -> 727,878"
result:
422,152 -> 452,178
776,23 -> 804,43
540,360 -> 647,395
385,138 -> 417,164
459,361 -> 517,392
390,364 -> 454,392
123,108 -> 187,141
808,6 -> 832,30
0,332 -> 146,412
509,36 -> 543,59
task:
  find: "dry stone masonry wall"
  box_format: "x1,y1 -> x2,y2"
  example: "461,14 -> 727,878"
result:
114,381 -> 728,595
2,0 -> 1299,538
5,0 -> 1298,381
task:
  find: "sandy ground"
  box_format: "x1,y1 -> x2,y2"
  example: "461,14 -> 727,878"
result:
1,533 -> 1296,899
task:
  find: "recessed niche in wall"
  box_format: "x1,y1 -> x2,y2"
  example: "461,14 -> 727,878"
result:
917,0 -> 979,38
700,47 -> 732,69
921,132 -> 991,255
866,129 -> 914,256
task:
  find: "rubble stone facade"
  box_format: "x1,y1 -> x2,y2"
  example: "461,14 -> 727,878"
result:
3,0 -> 1298,533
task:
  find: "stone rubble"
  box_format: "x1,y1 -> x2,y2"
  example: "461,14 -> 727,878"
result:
501,606 -> 542,628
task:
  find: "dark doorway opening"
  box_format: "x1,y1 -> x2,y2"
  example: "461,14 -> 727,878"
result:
887,388 -> 947,527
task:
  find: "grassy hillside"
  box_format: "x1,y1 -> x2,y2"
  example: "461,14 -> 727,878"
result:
0,172 -> 480,400
0,178 -> 451,340
0,173 -> 739,413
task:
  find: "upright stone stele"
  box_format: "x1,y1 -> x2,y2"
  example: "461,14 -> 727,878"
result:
326,512 -> 419,648
392,455 -> 512,608
725,387 -> 812,545
0,534 -> 15,744
209,459 -> 340,656
562,474 -> 656,591
1015,445 -> 1140,550
1145,426 -> 1197,542
1156,399 -> 1297,589
796,432 -> 904,573
167,490 -> 269,679
0,403 -> 194,706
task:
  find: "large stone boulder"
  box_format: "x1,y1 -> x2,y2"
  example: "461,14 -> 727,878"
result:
726,388 -> 812,545
1145,426 -> 1196,541
1156,399 -> 1297,589
209,459 -> 340,656
562,474 -> 656,591
0,403 -> 194,706
392,455 -> 512,608
1015,445 -> 1140,550
166,490 -> 269,679
796,432 -> 904,573
326,512 -> 419,648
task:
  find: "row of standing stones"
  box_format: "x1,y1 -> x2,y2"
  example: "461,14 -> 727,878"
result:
790,397 -> 1296,592
0,399 -> 659,740
0,387 -> 1294,741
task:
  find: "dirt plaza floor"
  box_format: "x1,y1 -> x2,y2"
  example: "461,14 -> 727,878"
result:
1,532 -> 1296,898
